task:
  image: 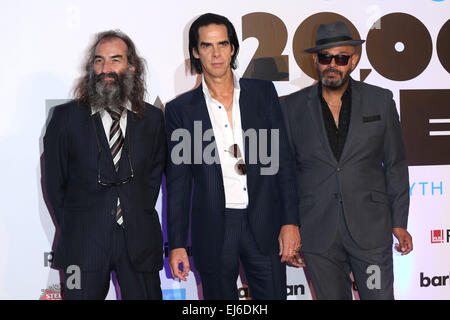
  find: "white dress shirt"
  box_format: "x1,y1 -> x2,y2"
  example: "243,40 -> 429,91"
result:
202,71 -> 249,209
91,101 -> 133,139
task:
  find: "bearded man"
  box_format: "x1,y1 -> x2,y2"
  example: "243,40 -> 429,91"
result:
43,30 -> 166,300
281,21 -> 412,299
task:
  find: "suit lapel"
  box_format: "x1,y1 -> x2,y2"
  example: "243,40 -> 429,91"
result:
91,112 -> 117,179
238,80 -> 258,198
306,84 -> 338,166
117,110 -> 133,177
92,112 -> 111,154
238,79 -> 260,166
191,85 -> 224,180
339,79 -> 362,164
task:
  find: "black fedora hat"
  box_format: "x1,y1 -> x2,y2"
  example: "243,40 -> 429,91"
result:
305,21 -> 365,53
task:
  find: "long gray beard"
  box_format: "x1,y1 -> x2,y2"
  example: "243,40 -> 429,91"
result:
89,69 -> 134,111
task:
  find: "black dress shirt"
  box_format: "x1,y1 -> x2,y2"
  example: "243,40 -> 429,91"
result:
319,81 -> 352,161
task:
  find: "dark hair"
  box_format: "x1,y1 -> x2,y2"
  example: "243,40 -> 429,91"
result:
188,13 -> 240,74
73,30 -> 147,118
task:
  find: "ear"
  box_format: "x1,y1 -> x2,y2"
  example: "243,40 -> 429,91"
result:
312,52 -> 318,64
129,65 -> 136,73
350,53 -> 359,71
192,47 -> 200,59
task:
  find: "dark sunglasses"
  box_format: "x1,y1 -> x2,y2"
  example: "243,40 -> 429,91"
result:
317,53 -> 352,66
97,151 -> 134,187
225,144 -> 247,176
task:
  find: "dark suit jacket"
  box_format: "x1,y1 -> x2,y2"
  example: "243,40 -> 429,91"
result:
165,78 -> 299,272
44,101 -> 166,273
281,79 -> 410,253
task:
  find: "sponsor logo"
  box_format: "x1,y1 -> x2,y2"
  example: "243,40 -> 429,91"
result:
410,181 -> 443,196
44,252 -> 53,267
431,229 -> 450,244
287,284 -> 306,296
420,272 -> 450,287
237,284 -> 306,298
162,288 -> 186,300
39,284 -> 63,300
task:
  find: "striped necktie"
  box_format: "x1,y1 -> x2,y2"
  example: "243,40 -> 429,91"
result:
107,108 -> 124,226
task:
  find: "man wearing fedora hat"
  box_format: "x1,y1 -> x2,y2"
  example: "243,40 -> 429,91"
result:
281,21 -> 413,299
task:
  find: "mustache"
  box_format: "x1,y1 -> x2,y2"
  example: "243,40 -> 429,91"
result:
95,72 -> 120,82
322,68 -> 342,76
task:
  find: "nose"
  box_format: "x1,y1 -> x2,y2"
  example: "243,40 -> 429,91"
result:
212,45 -> 220,57
329,57 -> 337,68
102,61 -> 114,74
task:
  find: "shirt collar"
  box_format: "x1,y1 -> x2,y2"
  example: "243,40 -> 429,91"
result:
90,100 -> 134,116
201,70 -> 241,101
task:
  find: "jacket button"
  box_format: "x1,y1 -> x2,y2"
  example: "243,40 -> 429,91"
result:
337,167 -> 343,172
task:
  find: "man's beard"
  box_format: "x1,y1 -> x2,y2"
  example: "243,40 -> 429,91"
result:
88,69 -> 134,111
318,66 -> 351,90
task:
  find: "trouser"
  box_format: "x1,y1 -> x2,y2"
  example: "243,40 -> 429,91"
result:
200,208 -> 286,300
302,204 -> 394,300
63,223 -> 162,300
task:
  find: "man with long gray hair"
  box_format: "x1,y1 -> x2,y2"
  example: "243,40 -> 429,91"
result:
43,30 -> 166,299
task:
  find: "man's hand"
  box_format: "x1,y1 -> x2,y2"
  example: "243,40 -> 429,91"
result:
169,248 -> 190,281
393,228 -> 413,255
278,224 -> 305,267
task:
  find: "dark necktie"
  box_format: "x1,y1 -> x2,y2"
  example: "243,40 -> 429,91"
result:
107,108 -> 124,226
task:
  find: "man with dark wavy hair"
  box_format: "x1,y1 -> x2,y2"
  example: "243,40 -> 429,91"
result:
166,13 -> 301,300
43,30 -> 166,299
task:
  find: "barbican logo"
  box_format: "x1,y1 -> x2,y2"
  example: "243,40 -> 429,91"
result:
287,284 -> 306,296
238,284 -> 306,299
430,229 -> 450,244
420,272 -> 450,288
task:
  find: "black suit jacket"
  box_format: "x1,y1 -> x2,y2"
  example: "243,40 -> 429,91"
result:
281,79 -> 410,253
44,101 -> 166,273
165,78 -> 299,272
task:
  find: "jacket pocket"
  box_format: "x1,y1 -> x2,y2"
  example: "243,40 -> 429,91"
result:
370,190 -> 388,204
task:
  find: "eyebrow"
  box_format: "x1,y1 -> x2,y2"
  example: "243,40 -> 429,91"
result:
94,54 -> 124,59
320,50 -> 354,55
199,40 -> 230,46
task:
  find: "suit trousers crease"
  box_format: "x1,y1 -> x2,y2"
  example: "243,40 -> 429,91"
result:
63,223 -> 162,300
200,209 -> 286,300
302,202 -> 394,300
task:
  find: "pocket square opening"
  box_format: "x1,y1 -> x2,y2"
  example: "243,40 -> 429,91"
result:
363,115 -> 381,123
